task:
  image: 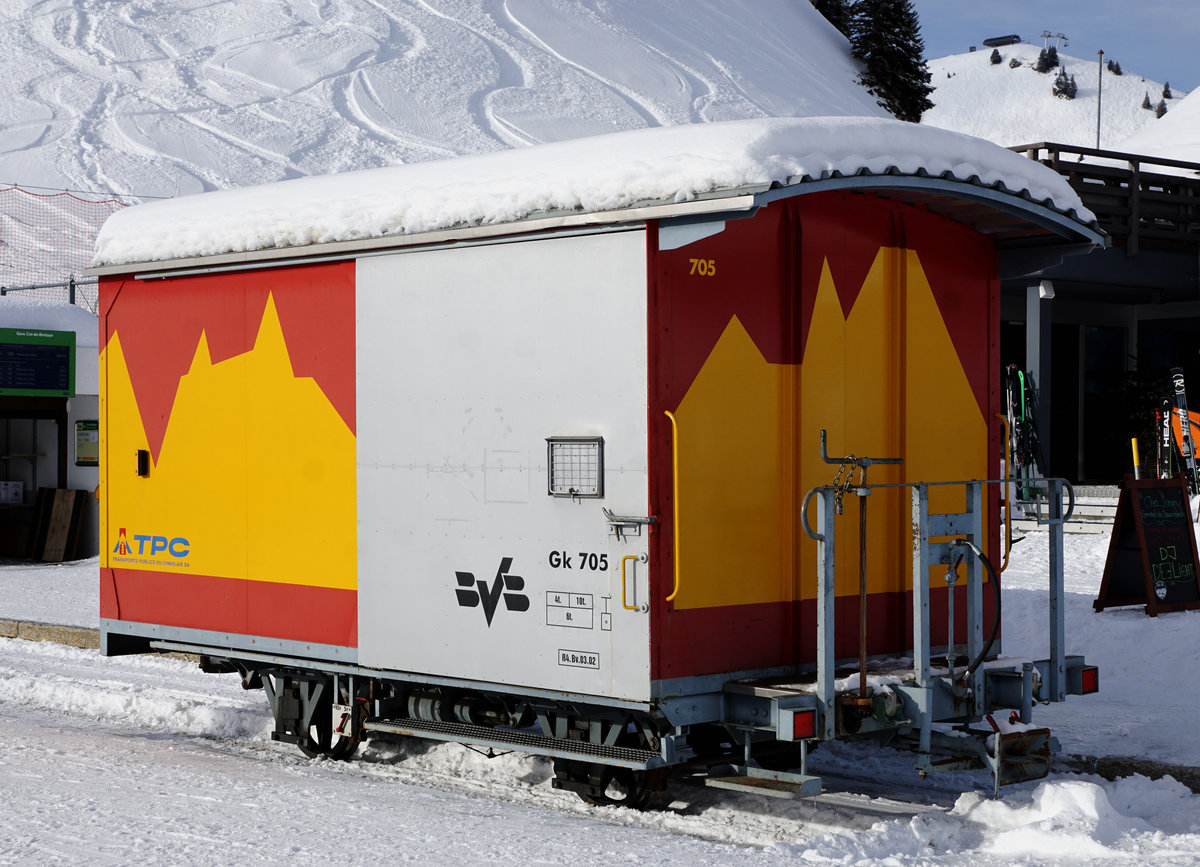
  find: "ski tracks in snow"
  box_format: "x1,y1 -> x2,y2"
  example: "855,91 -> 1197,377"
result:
0,0 -> 847,198
403,0 -> 540,149
340,1 -> 475,160
499,0 -> 697,128
5,0 -> 467,194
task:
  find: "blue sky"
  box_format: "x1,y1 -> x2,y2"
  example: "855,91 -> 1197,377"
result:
912,0 -> 1199,91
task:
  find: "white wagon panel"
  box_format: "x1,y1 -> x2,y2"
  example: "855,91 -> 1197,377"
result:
356,230 -> 652,701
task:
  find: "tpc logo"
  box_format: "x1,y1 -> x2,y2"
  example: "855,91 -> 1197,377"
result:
113,527 -> 190,559
455,557 -> 530,626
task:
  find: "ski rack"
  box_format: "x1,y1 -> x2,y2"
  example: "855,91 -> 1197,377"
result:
800,476 -> 1087,792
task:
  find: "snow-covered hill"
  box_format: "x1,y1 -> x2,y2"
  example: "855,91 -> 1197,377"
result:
923,42 -> 1186,152
4,3 -> 1196,203
0,0 -> 884,200
1118,89 -> 1200,165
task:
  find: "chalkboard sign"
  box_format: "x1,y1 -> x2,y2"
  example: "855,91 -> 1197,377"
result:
1095,475 -> 1200,616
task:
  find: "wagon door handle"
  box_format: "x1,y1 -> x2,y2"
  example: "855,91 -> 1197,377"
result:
621,554 -> 648,612
664,410 -> 681,602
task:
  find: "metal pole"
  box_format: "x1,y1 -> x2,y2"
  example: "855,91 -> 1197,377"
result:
1026,284 -> 1053,479
911,483 -> 933,778
912,484 -> 930,685
967,482 -> 984,714
1096,50 -> 1104,149
856,468 -> 869,705
816,489 -> 837,741
1048,479 -> 1066,702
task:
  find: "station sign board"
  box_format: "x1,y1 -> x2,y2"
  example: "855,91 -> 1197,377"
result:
0,328 -> 75,397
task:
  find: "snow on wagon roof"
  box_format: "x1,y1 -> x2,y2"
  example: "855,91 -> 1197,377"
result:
92,117 -> 1098,269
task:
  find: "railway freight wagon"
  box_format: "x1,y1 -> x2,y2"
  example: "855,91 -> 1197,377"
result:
92,118 -> 1102,804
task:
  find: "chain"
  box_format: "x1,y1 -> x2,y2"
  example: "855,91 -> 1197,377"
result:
830,456 -> 859,515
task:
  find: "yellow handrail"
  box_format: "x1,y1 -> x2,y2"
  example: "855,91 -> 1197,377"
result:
663,410 -> 681,603
621,555 -> 643,611
996,412 -> 1013,573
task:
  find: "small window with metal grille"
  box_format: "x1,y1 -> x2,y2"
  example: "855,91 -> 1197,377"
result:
546,436 -> 604,498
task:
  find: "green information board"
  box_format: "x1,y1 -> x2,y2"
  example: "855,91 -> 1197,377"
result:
0,328 -> 75,397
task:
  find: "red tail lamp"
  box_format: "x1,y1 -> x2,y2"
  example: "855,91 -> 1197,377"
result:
792,708 -> 817,740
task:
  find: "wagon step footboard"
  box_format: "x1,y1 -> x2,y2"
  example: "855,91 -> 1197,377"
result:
706,767 -> 822,799
365,716 -> 664,770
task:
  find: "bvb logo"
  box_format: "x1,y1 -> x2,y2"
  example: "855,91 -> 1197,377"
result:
454,557 -> 530,626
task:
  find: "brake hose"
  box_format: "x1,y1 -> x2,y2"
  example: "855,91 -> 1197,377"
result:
951,539 -> 1001,682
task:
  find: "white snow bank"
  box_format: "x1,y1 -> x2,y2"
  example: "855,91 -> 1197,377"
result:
0,637 -> 269,740
788,776 -> 1200,864
94,117 -> 1096,267
0,297 -> 99,346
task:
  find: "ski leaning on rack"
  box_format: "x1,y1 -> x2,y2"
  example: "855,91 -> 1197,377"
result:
1171,367 -> 1199,492
1158,399 -> 1175,479
1004,365 -> 1044,500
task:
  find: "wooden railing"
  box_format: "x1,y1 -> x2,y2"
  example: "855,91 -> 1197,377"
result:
1010,142 -> 1200,255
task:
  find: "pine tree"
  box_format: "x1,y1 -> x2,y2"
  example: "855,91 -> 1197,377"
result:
1052,68 -> 1077,99
990,48 -> 1002,65
850,0 -> 934,122
1035,45 -> 1060,73
1143,92 -> 1152,110
811,0 -> 854,39
1163,81 -> 1173,99
1106,59 -> 1123,76
1156,99 -> 1168,118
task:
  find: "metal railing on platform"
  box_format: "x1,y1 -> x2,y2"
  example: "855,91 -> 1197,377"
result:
1011,142 -> 1200,256
0,276 -> 97,309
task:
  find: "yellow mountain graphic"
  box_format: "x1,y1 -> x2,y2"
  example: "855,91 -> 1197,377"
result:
101,294 -> 356,590
671,247 -> 986,610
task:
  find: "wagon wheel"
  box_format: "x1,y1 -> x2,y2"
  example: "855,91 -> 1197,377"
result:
297,689 -> 362,761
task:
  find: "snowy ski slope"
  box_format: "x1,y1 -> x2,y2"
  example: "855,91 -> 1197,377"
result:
0,0 -> 884,199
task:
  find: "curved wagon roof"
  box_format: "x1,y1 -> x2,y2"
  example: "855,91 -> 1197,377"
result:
90,117 -> 1105,276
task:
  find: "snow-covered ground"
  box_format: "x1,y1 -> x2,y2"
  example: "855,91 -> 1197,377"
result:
4,515 -> 1200,864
